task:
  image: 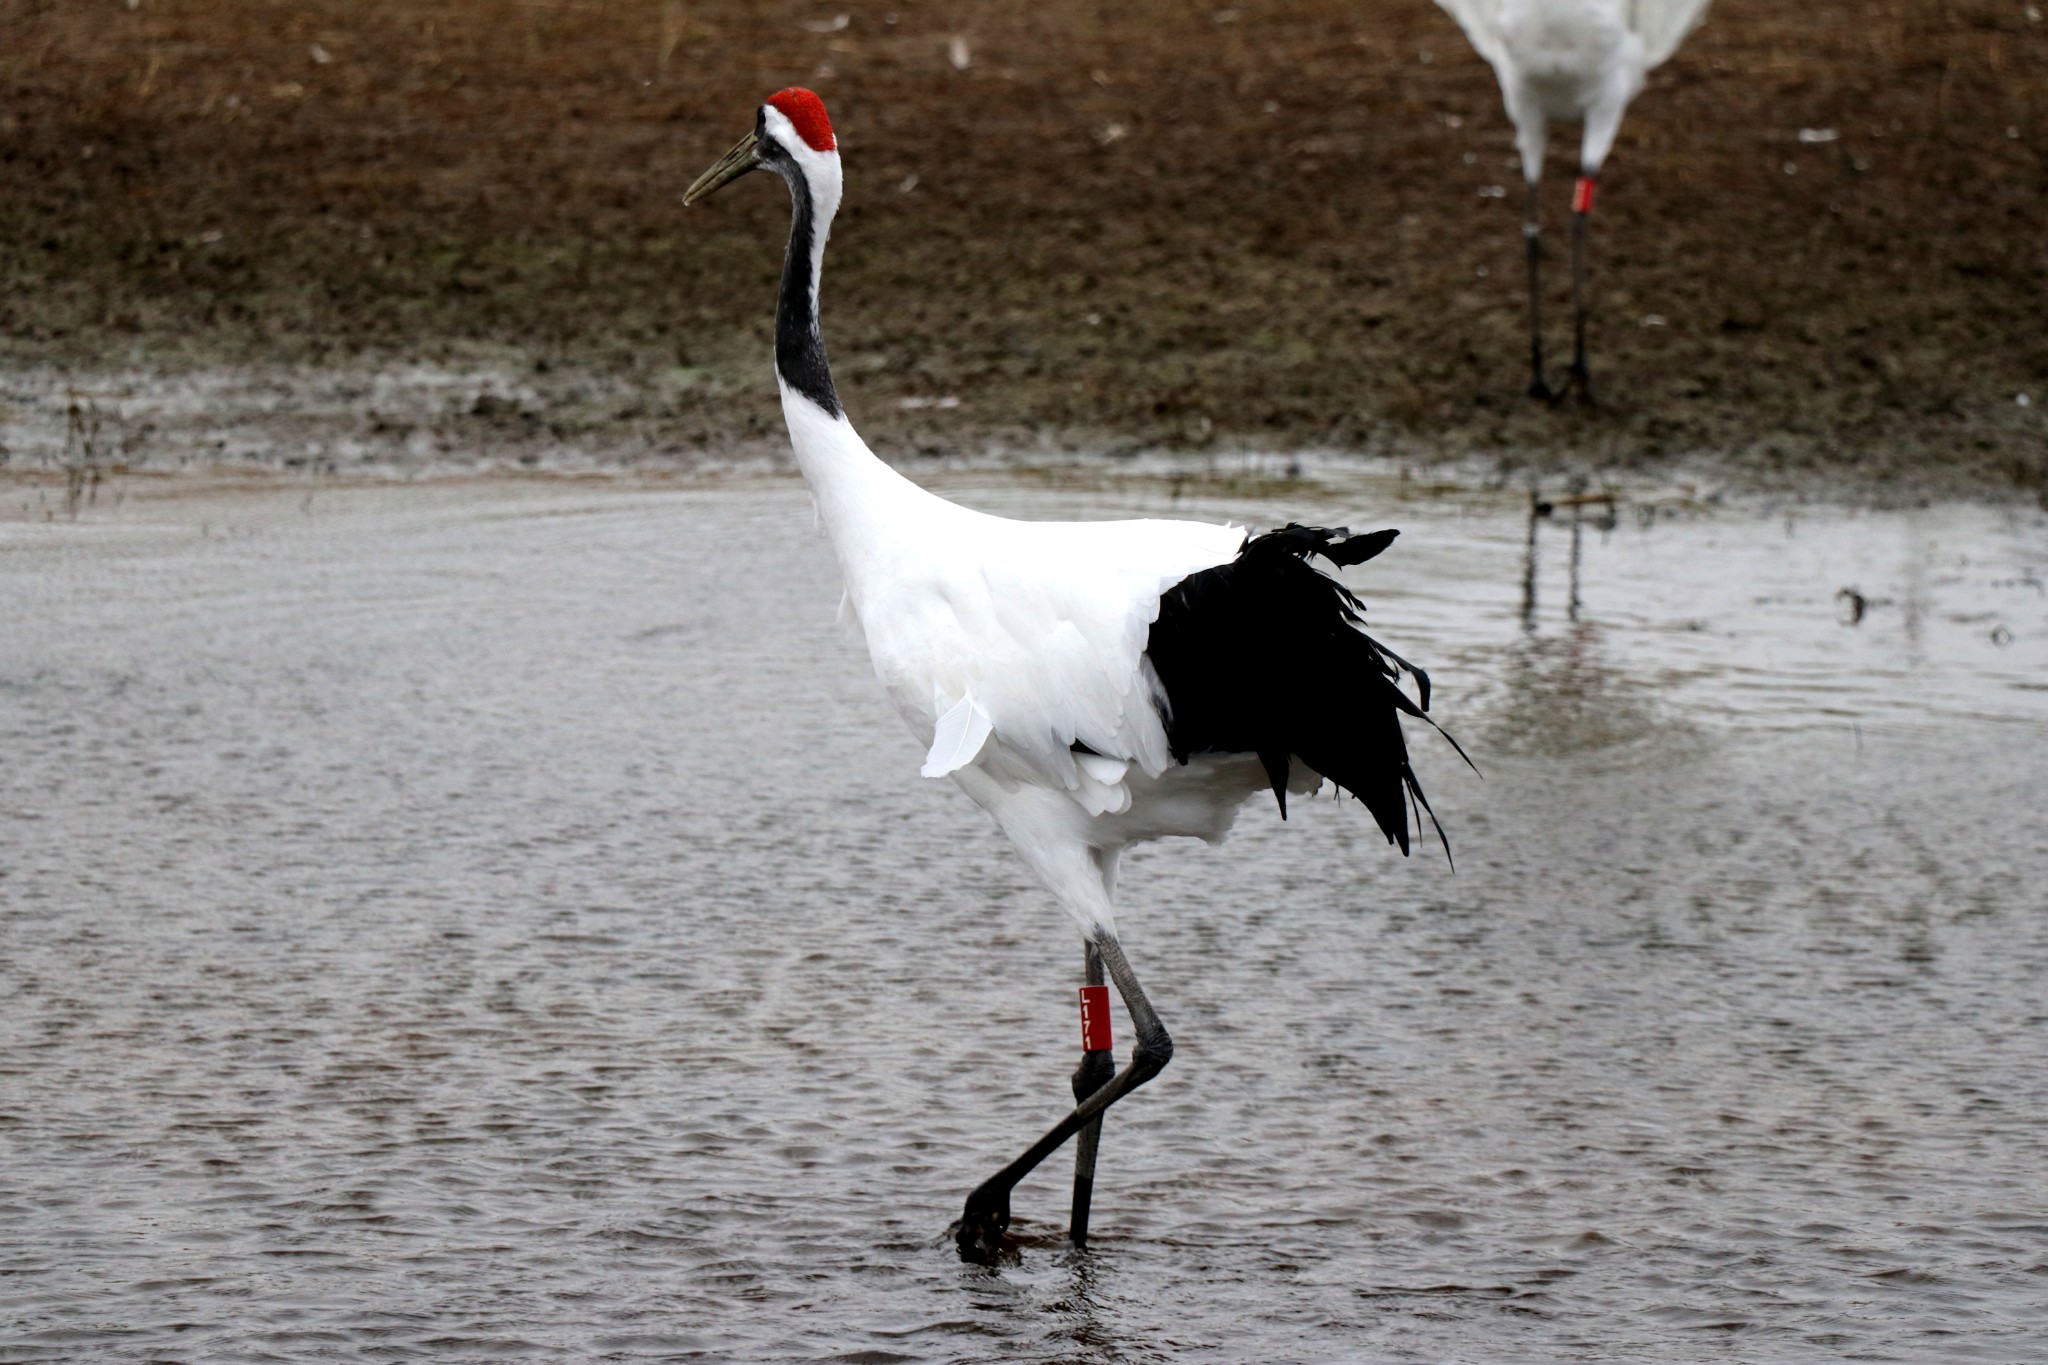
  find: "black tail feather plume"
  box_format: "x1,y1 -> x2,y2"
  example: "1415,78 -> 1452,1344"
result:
1145,523 -> 1459,858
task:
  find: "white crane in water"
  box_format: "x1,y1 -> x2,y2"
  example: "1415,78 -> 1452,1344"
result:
683,88 -> 1459,1263
1432,0 -> 1713,401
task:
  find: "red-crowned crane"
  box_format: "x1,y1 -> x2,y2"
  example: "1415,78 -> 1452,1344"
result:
683,88 -> 1455,1264
1433,0 -> 1713,401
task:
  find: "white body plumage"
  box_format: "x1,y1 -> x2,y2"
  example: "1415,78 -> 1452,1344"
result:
1435,0 -> 1711,178
784,383 -> 1300,937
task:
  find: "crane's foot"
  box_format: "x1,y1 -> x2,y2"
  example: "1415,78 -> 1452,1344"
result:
1562,362 -> 1597,407
1545,364 -> 1595,409
953,1183 -> 1012,1264
1528,374 -> 1557,403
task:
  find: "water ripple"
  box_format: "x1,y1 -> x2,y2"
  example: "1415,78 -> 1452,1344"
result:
3,474 -> 2045,1360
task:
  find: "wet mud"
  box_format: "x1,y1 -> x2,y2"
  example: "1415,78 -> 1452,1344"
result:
3,0 -> 2047,495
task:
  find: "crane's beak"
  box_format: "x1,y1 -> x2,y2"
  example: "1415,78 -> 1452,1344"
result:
683,130 -> 762,206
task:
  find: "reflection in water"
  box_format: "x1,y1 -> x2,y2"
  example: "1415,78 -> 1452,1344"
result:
1041,1253 -> 1141,1363
1520,490 -> 1540,634
1493,487 -> 1656,756
1521,485 -> 1618,629
1568,498 -> 1581,622
1489,627 -> 1661,757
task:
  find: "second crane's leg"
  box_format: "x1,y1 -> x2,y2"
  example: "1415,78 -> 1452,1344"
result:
1069,942 -> 1116,1249
1524,180 -> 1553,402
955,933 -> 1171,1263
1568,174 -> 1597,403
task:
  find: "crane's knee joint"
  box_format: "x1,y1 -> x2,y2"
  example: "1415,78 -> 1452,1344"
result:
1130,1027 -> 1173,1084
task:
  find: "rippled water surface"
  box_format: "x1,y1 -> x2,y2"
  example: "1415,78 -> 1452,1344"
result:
5,469 -> 2047,1362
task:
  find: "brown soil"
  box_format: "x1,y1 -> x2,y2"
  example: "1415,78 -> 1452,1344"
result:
4,0 -> 2046,495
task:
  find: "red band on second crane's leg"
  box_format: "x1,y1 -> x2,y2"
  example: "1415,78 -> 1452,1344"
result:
1078,984 -> 1113,1052
1572,176 -> 1597,215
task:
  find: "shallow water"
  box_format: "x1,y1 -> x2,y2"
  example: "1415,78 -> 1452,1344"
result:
4,469 -> 2046,1363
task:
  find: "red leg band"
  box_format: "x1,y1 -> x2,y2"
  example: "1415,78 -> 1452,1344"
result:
1573,176 -> 1597,214
1079,984 -> 1113,1052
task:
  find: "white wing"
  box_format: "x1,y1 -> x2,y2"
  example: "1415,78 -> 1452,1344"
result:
970,515 -> 1244,786
1629,0 -> 1711,69
782,403 -> 1244,816
1433,0 -> 1509,68
853,505 -> 1243,814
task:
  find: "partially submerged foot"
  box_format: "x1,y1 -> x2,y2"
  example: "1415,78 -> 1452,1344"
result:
953,1185 -> 1012,1264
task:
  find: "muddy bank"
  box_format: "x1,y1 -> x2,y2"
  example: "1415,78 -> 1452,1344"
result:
3,0 -> 2046,496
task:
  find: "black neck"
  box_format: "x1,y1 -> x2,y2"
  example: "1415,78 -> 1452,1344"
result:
775,171 -> 840,418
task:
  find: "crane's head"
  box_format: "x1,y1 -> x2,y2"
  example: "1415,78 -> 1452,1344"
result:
684,88 -> 839,207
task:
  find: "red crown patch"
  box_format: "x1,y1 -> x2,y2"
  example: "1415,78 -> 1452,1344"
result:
766,88 -> 835,152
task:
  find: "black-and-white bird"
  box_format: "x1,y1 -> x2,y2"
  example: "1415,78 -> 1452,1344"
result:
1433,0 -> 1713,401
684,88 -> 1453,1263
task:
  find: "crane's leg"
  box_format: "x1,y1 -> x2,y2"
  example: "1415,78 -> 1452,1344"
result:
1566,174 -> 1597,404
1068,941 -> 1116,1249
955,932 -> 1170,1263
1523,180 -> 1554,402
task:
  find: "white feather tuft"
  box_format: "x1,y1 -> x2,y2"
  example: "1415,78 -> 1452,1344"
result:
922,690 -> 996,778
